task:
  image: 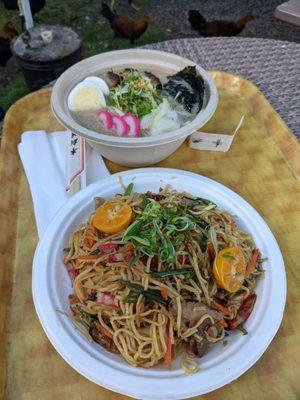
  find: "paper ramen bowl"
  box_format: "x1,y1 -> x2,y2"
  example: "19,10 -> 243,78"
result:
51,49 -> 218,167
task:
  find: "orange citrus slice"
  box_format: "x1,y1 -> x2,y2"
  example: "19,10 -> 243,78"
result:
213,247 -> 246,293
93,202 -> 132,234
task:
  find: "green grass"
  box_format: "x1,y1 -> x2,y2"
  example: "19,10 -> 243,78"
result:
0,0 -> 167,112
0,75 -> 28,110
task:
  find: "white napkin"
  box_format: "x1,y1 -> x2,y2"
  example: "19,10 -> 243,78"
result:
18,130 -> 110,238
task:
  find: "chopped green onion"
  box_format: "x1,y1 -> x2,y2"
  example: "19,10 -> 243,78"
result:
123,220 -> 143,238
129,236 -> 151,246
90,248 -> 100,255
108,71 -> 162,118
183,195 -> 216,206
124,182 -> 134,196
197,198 -> 216,206
141,194 -> 149,208
128,252 -> 140,267
219,252 -> 236,260
123,295 -> 139,303
151,268 -> 192,278
236,324 -> 248,335
123,193 -> 214,265
120,279 -> 168,307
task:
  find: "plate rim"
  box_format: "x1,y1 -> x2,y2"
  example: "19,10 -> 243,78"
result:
32,168 -> 286,399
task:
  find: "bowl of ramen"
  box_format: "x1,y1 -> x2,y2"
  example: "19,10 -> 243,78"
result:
51,49 -> 218,167
32,168 -> 286,399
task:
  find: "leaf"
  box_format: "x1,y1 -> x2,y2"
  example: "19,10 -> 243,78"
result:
196,197 -> 217,206
198,236 -> 208,252
128,250 -> 140,266
141,194 -> 149,208
189,204 -> 216,215
130,236 -> 151,246
123,220 -> 143,238
124,182 -> 134,196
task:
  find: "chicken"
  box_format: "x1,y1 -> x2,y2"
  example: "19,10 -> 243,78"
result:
101,2 -> 150,43
0,21 -> 18,67
188,10 -> 254,37
1,21 -> 18,40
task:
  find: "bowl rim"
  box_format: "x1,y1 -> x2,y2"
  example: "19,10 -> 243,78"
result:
51,49 -> 218,148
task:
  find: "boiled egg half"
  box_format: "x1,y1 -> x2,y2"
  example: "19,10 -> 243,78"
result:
83,76 -> 110,96
67,76 -> 109,112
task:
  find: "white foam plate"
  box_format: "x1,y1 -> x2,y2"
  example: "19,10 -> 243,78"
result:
32,168 -> 286,399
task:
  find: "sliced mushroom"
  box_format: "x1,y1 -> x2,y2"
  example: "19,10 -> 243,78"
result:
144,71 -> 162,89
188,336 -> 209,357
106,71 -> 121,88
188,318 -> 214,357
120,68 -> 137,78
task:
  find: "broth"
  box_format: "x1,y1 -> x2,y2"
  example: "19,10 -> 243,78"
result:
69,66 -> 205,137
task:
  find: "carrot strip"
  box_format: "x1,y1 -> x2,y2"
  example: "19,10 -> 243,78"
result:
76,255 -> 99,267
84,238 -> 94,248
77,255 -> 99,261
208,242 -> 215,259
94,321 -> 113,339
161,287 -> 168,301
91,225 -> 97,235
217,318 -> 228,328
213,300 -> 232,317
164,321 -> 172,368
245,249 -> 259,277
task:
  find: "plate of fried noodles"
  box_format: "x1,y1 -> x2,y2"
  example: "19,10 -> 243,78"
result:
33,168 -> 286,399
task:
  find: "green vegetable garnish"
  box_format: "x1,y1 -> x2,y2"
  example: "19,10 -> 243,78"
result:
151,268 -> 192,278
123,198 -> 207,265
108,71 -> 162,118
76,306 -> 95,324
90,248 -> 100,255
219,252 -> 236,260
120,279 -> 168,307
236,324 -> 248,335
124,182 -> 134,196
123,295 -> 139,303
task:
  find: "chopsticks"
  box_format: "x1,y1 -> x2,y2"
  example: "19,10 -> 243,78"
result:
66,131 -> 87,196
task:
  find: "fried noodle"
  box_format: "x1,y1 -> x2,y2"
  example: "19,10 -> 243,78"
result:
64,187 -> 264,372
